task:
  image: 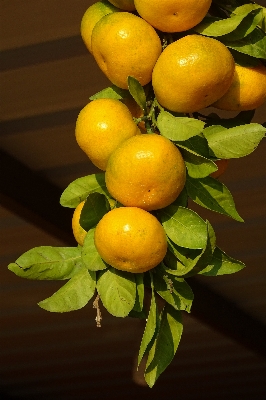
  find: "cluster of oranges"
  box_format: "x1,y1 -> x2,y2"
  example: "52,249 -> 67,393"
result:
72,0 -> 266,274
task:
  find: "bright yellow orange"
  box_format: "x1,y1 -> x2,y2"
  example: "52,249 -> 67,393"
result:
91,12 -> 162,89
213,62 -> 266,111
152,35 -> 235,113
72,201 -> 87,246
134,0 -> 211,32
211,159 -> 230,179
75,99 -> 140,170
80,0 -> 119,53
105,134 -> 186,211
108,0 -> 135,11
94,207 -> 167,273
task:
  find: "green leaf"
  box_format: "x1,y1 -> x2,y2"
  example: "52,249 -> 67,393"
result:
175,134 -> 210,158
60,173 -> 109,208
194,9 -> 263,40
145,305 -> 183,388
8,247 -> 83,280
80,193 -> 110,231
97,267 -> 136,317
138,283 -> 159,366
221,27 -> 266,59
199,247 -> 245,276
203,124 -> 266,159
127,76 -> 147,112
153,265 -> 194,312
38,267 -> 96,312
186,176 -> 244,222
181,149 -> 218,178
230,48 -> 261,67
89,85 -> 129,100
132,273 -> 145,313
159,205 -> 207,249
157,111 -> 205,141
82,229 -> 108,271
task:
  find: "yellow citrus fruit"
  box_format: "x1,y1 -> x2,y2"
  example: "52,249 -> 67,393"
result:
211,159 -> 230,179
72,201 -> 87,246
81,0 -> 119,53
94,207 -> 167,273
213,62 -> 266,111
108,0 -> 135,11
105,134 -> 186,211
91,12 -> 162,89
75,99 -> 140,171
134,0 -> 211,33
152,35 -> 235,113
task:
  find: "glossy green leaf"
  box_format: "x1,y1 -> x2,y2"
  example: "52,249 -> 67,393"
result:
175,134 -> 210,158
221,28 -> 266,59
8,246 -> 83,280
159,205 -> 207,249
138,283 -> 159,366
80,193 -> 110,231
133,273 -> 145,313
60,173 -> 109,208
38,267 -> 96,312
82,229 -> 107,271
232,4 -> 266,33
145,305 -> 183,388
97,267 -> 136,317
157,111 -> 205,141
199,247 -> 245,276
89,85 -> 129,100
181,149 -> 218,178
127,76 -> 147,112
194,9 -> 262,40
186,176 -> 244,222
153,265 -> 193,312
203,124 -> 266,159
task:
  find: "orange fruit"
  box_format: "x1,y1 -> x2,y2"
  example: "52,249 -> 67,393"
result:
75,99 -> 140,171
213,62 -> 266,111
80,0 -> 119,53
94,207 -> 167,273
72,201 -> 87,246
134,0 -> 211,33
91,12 -> 162,89
211,159 -> 230,179
105,134 -> 186,211
108,0 -> 135,11
152,34 -> 235,113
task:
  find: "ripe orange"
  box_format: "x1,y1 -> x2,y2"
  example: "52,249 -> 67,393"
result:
108,0 -> 135,11
211,159 -> 230,179
80,0 -> 119,53
105,134 -> 186,211
152,34 -> 235,113
134,0 -> 211,33
213,62 -> 266,111
91,12 -> 162,89
75,99 -> 140,170
72,201 -> 87,246
94,207 -> 167,273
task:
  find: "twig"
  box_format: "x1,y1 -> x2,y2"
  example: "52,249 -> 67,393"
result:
93,294 -> 102,328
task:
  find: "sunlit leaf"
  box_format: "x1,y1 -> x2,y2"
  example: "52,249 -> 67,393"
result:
175,134 -> 210,158
127,76 -> 147,112
97,267 -> 136,317
203,123 -> 266,159
89,85 -> 129,100
181,149 -> 218,178
60,173 -> 110,208
159,205 -> 207,249
38,267 -> 96,312
199,247 -> 245,276
82,229 -> 107,271
221,28 -> 266,59
145,305 -> 183,388
157,111 -> 205,141
186,176 -> 244,222
8,247 -> 83,280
